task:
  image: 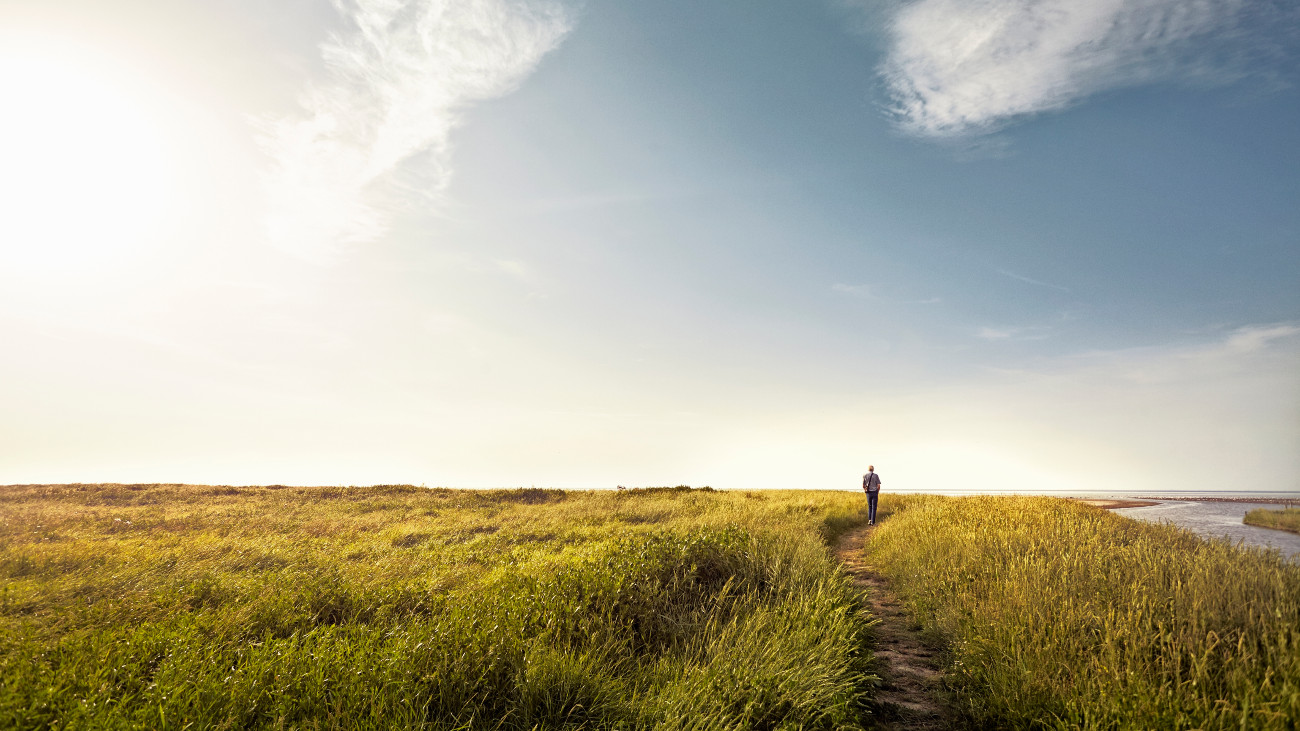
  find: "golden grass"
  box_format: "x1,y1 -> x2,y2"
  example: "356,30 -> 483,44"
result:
1244,507 -> 1300,534
867,494 -> 1300,730
0,483 -> 876,730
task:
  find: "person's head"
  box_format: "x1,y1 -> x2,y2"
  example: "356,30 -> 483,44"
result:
868,465 -> 874,472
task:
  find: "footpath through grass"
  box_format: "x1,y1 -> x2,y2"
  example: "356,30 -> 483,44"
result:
0,484 -> 875,730
868,494 -> 1300,730
1245,507 -> 1300,535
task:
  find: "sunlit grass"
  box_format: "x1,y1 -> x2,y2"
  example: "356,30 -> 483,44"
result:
1244,507 -> 1300,535
867,494 -> 1300,730
0,484 -> 875,729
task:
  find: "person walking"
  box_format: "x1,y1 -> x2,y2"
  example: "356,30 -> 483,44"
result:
863,466 -> 882,525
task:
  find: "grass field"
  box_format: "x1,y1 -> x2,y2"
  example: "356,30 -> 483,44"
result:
867,495 -> 1300,730
6,486 -> 1299,730
1244,507 -> 1300,534
0,484 -> 875,730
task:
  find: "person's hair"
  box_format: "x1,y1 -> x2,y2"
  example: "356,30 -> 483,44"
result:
868,465 -> 874,471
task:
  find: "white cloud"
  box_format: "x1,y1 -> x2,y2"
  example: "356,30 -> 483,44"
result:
878,0 -> 1252,137
1220,324 -> 1300,355
258,0 -> 573,261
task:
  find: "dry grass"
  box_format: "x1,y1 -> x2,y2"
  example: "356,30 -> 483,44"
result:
0,483 -> 876,730
867,494 -> 1300,730
1244,507 -> 1300,534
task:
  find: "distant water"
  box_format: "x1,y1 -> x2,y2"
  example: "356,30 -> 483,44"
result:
882,489 -> 1300,501
1112,501 -> 1300,560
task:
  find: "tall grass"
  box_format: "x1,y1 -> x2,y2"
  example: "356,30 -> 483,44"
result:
868,495 -> 1300,730
0,484 -> 875,729
1244,507 -> 1300,535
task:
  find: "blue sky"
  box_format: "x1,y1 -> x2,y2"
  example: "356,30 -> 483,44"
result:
1,0 -> 1297,492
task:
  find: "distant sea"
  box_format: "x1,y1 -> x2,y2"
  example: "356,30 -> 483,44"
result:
879,489 -> 1300,501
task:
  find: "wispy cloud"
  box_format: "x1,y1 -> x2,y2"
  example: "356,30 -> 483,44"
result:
1219,324 -> 1300,355
1036,323 -> 1300,384
832,282 -> 941,304
831,282 -> 873,298
963,323 -> 1300,491
976,325 -> 1052,340
876,0 -> 1269,137
258,0 -> 573,261
976,326 -> 1015,340
997,268 -> 1070,292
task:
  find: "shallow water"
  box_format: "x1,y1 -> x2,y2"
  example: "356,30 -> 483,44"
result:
1113,501 -> 1300,560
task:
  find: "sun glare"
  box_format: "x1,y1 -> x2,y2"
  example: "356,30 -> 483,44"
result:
0,38 -> 179,280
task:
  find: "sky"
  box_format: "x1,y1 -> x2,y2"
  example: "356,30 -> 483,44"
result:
1,0 -> 1297,493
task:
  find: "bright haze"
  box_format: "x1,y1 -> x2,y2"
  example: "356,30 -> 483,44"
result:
2,0 -> 1297,494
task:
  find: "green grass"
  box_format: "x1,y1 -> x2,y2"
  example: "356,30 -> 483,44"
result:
1244,507 -> 1300,535
12,485 -> 1296,730
0,484 -> 876,730
867,495 -> 1300,730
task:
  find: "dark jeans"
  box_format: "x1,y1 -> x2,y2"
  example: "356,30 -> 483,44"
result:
867,490 -> 879,523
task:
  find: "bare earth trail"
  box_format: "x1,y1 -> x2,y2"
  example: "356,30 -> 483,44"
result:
836,523 -> 951,730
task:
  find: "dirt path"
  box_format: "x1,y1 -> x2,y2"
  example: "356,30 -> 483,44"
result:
836,524 -> 950,729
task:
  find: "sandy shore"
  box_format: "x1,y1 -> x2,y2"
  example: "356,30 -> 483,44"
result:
1068,498 -> 1161,510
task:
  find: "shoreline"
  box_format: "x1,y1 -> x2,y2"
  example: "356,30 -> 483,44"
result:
1067,498 -> 1162,509
1129,496 -> 1300,505
1070,496 -> 1300,510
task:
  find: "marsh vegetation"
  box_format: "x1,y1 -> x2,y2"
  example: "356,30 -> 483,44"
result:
1244,506 -> 1300,535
